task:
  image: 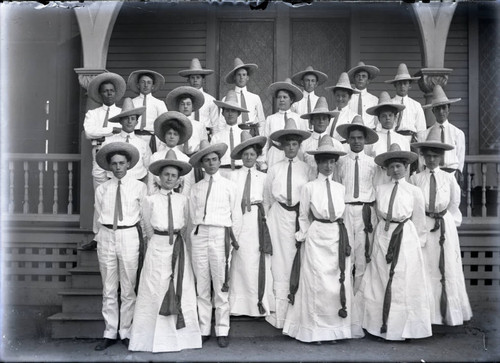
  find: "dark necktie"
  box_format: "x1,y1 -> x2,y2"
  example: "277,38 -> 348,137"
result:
113,180 -> 123,230
307,94 -> 311,114
126,135 -> 130,143
353,155 -> 359,199
357,93 -> 363,116
102,107 -> 110,128
241,169 -> 252,213
140,96 -> 147,131
395,97 -> 404,131
202,176 -> 213,221
240,91 -> 249,123
195,109 -> 200,121
167,192 -> 174,245
326,178 -> 336,222
329,112 -> 340,137
384,181 -> 399,231
230,127 -> 235,170
439,125 -> 445,166
386,130 -> 391,151
283,111 -> 287,125
429,170 -> 437,213
287,159 -> 293,206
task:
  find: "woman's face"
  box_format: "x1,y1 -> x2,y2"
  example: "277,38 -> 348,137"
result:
282,139 -> 301,159
386,161 -> 407,180
317,158 -> 336,177
277,90 -> 293,111
241,146 -> 258,168
159,166 -> 180,190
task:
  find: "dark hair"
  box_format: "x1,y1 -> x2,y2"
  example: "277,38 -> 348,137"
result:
376,105 -> 398,116
383,158 -> 409,168
106,150 -> 131,164
222,107 -> 242,116
138,72 -> 155,83
201,151 -> 221,163
334,88 -> 354,97
302,72 -> 319,82
347,125 -> 368,138
420,146 -> 445,156
275,89 -> 296,104
241,144 -> 263,157
278,134 -> 303,145
314,154 -> 339,164
98,81 -> 115,93
158,164 -> 181,176
161,120 -> 182,135
178,94 -> 194,105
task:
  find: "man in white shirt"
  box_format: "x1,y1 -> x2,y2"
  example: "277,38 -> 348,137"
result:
127,70 -> 167,153
178,58 -> 219,140
347,61 -> 380,129
290,65 -> 328,125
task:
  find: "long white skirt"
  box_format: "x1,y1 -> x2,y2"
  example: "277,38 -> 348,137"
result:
229,205 -> 275,316
423,213 -> 472,325
129,234 -> 202,352
283,221 -> 364,342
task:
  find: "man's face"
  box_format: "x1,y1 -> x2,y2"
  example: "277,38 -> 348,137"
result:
188,74 -> 204,89
179,98 -> 193,116
201,152 -> 221,175
137,75 -> 153,95
354,71 -> 370,90
334,89 -> 351,109
241,147 -> 258,169
282,139 -> 300,159
378,110 -> 396,130
277,90 -> 292,111
348,129 -> 366,153
302,74 -> 318,93
317,158 -> 336,177
386,161 -> 407,180
222,108 -> 240,126
120,115 -> 138,133
311,114 -> 330,134
164,128 -> 180,148
99,83 -> 116,106
110,154 -> 130,179
234,68 -> 249,88
432,104 -> 450,124
422,149 -> 443,170
159,166 -> 180,190
394,80 -> 411,97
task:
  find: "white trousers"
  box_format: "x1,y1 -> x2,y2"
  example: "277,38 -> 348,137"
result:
96,225 -> 139,339
190,225 -> 230,336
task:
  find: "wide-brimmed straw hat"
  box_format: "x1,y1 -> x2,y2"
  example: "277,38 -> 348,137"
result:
366,91 -> 406,116
149,149 -> 193,176
189,140 -> 228,168
268,78 -> 304,102
336,115 -> 379,145
384,63 -> 420,84
347,61 -> 380,81
178,58 -> 214,77
300,97 -> 339,119
411,125 -> 454,151
325,72 -> 360,94
165,86 -> 205,113
108,98 -> 146,123
422,85 -> 461,110
230,131 -> 267,160
87,72 -> 126,104
374,143 -> 418,167
306,135 -> 346,157
214,90 -> 249,113
153,111 -> 193,145
127,70 -> 165,94
96,142 -> 140,171
291,66 -> 328,86
224,57 -> 258,84
269,118 -> 311,142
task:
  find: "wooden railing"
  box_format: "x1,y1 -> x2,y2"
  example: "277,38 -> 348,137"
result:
3,153 -> 81,223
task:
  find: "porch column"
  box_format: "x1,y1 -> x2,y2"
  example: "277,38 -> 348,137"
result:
411,2 -> 457,127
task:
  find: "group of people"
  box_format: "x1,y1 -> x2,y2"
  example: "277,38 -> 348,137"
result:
82,57 -> 472,353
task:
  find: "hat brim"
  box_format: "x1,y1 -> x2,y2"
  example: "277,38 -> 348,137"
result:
230,136 -> 267,160
127,70 -> 165,94
96,142 -> 140,171
366,102 -> 405,116
300,110 -> 339,119
88,72 -> 126,104
374,150 -> 418,167
178,69 -> 214,77
224,64 -> 258,84
166,86 -> 205,112
270,129 -> 311,142
291,69 -> 328,86
384,76 -> 421,84
108,106 -> 146,123
268,82 -> 304,102
149,159 -> 192,177
189,143 -> 229,167
336,123 -> 379,145
306,149 -> 346,157
213,100 -> 249,113
422,98 -> 461,109
325,85 -> 360,94
347,65 -> 380,80
411,141 -> 454,151
154,111 -> 193,145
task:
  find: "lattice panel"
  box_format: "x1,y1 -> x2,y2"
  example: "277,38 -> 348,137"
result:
461,248 -> 500,289
292,20 -> 348,110
218,21 -> 275,117
479,19 -> 500,153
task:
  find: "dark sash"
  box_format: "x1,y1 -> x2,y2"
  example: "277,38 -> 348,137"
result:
221,227 -> 239,293
347,201 -> 375,263
278,202 -> 300,232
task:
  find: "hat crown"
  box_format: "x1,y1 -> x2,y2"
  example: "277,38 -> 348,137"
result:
431,85 -> 449,102
317,135 -> 335,150
395,63 -> 411,78
425,126 -> 444,143
120,98 -> 135,113
284,118 -> 299,130
189,58 -> 203,70
350,115 -> 364,126
234,57 -> 244,68
224,89 -> 239,105
304,66 -> 314,72
357,61 -> 366,67
199,139 -> 211,151
165,149 -> 178,161
239,131 -> 253,143
284,78 -> 293,85
312,97 -> 330,113
378,91 -> 393,105
388,143 -> 402,152
336,72 -> 352,88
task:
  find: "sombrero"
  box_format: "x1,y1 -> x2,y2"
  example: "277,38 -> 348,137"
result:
268,78 -> 304,102
347,61 -> 380,81
87,72 -> 126,104
269,118 -> 311,142
366,91 -> 405,116
165,86 -> 205,113
306,135 -> 346,157
422,85 -> 461,109
149,149 -> 192,176
336,115 -> 379,145
411,125 -> 454,151
374,143 -> 418,167
300,97 -> 339,119
108,98 -> 146,123
153,111 -> 193,145
384,63 -> 420,84
127,70 -> 165,94
291,66 -> 328,86
224,58 -> 258,84
96,142 -> 140,171
325,72 -> 360,94
230,131 -> 267,160
214,89 -> 249,113
189,140 -> 228,168
178,58 -> 214,77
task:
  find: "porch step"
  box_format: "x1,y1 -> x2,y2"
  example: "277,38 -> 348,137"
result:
76,248 -> 99,267
59,289 -> 102,314
69,267 -> 102,289
48,312 -> 104,339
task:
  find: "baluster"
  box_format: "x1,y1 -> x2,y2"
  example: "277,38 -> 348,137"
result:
67,162 -> 73,215
53,161 -> 58,214
38,161 -> 44,214
466,163 -> 473,218
9,161 -> 14,213
23,161 -> 29,214
497,163 -> 500,218
481,163 -> 487,217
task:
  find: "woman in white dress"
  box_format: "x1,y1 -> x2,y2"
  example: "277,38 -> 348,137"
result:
410,128 -> 472,326
129,151 -> 202,352
283,135 -> 364,343
228,131 -> 275,317
356,143 -> 432,341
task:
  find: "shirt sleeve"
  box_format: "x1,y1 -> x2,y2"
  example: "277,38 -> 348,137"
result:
141,196 -> 154,240
263,166 -> 275,214
93,185 -> 104,234
83,109 -> 115,139
295,183 -> 312,242
415,103 -> 427,133
411,185 -> 428,247
229,182 -> 243,238
456,129 -> 466,172
448,173 -> 462,227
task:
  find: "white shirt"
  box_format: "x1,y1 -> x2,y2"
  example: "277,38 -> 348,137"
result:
189,171 -> 242,236
84,104 -> 121,140
147,147 -> 193,196
391,95 -> 426,134
177,116 -> 208,155
348,89 -> 378,129
132,93 -> 168,132
327,106 -> 359,142
367,127 -> 411,157
336,149 -> 377,203
290,90 -> 319,118
300,131 -> 344,180
210,124 -> 244,167
229,166 -> 267,206
197,88 -> 220,131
